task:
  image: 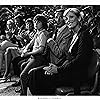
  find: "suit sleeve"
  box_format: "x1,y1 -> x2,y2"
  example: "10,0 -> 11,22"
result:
47,33 -> 71,59
57,31 -> 93,73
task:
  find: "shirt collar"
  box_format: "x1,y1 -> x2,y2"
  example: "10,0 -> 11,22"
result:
58,24 -> 67,33
37,29 -> 45,35
70,26 -> 81,36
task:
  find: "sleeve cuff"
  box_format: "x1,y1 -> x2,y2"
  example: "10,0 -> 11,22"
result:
47,38 -> 54,43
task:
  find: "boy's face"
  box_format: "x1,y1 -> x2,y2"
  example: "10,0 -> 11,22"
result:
34,20 -> 42,30
26,22 -> 33,30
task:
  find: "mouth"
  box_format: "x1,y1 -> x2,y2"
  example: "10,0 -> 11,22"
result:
67,23 -> 73,27
67,21 -> 75,27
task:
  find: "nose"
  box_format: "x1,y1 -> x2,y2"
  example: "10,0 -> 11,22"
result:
65,18 -> 69,24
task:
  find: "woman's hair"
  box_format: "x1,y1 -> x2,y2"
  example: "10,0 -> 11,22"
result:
33,14 -> 48,30
63,8 -> 82,19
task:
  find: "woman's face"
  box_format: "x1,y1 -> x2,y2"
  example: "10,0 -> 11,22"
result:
64,11 -> 79,29
34,20 -> 43,30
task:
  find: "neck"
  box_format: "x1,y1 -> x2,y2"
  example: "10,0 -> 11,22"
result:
57,22 -> 65,29
72,24 -> 80,34
38,28 -> 44,31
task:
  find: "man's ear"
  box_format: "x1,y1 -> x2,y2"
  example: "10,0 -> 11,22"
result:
78,16 -> 81,22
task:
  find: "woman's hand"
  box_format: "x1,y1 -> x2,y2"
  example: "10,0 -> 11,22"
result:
43,63 -> 58,75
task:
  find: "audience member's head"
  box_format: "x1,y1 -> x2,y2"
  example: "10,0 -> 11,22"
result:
25,18 -> 34,31
63,8 -> 82,30
33,14 -> 48,30
55,9 -> 65,28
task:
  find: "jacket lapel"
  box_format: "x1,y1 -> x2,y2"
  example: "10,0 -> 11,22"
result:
56,26 -> 68,43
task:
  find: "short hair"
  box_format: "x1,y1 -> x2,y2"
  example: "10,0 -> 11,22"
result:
55,9 -> 65,14
33,14 -> 48,30
14,14 -> 24,25
63,8 -> 81,18
55,9 -> 65,17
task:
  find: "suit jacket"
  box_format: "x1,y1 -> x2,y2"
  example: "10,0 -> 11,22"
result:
47,25 -> 73,65
58,27 -> 94,80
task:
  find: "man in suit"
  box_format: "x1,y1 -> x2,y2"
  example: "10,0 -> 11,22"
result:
47,9 -> 73,66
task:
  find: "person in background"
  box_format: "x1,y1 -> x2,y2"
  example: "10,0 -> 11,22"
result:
19,18 -> 35,46
0,17 -> 35,82
11,18 -> 36,87
0,35 -> 7,77
0,19 -> 20,81
14,14 -> 25,35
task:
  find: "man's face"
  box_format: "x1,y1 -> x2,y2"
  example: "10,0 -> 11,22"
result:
55,12 -> 65,28
63,11 -> 79,29
26,22 -> 33,30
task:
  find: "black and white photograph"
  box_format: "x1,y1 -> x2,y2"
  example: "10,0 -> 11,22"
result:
0,0 -> 100,98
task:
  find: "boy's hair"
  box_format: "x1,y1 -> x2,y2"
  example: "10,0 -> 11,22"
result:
33,14 -> 48,30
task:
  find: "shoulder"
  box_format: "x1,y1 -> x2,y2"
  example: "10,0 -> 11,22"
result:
41,30 -> 49,37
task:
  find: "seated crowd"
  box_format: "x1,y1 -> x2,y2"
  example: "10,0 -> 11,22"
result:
0,6 -> 99,96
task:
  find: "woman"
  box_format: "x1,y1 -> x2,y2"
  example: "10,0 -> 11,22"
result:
29,8 -> 94,95
0,19 -> 19,81
0,18 -> 35,82
19,18 -> 35,46
20,14 -> 49,95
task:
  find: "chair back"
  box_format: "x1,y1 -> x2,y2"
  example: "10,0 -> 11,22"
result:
88,50 -> 99,79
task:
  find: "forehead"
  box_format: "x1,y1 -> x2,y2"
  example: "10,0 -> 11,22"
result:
65,11 -> 77,17
55,12 -> 62,17
26,21 -> 32,24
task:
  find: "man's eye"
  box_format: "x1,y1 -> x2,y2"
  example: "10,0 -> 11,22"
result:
70,16 -> 74,18
63,16 -> 68,20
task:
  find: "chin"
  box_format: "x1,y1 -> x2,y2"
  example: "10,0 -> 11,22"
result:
68,26 -> 74,29
68,24 -> 77,29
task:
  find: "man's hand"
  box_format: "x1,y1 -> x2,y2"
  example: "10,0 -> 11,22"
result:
43,63 -> 58,75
